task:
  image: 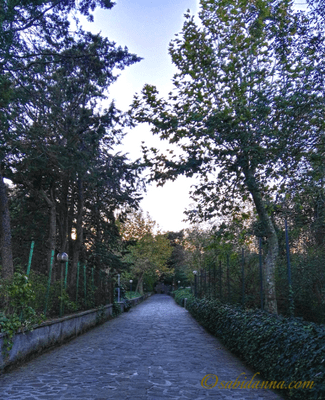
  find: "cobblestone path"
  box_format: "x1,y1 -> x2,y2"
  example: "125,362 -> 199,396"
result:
0,294 -> 283,399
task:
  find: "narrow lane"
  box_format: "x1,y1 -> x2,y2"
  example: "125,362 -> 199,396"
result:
0,295 -> 283,399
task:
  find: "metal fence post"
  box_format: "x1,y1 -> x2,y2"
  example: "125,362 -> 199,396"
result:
76,262 -> 80,304
26,241 -> 34,277
64,260 -> 68,290
60,260 -> 63,317
61,259 -> 69,316
44,249 -> 55,316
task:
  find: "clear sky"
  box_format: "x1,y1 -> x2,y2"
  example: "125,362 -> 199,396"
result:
81,0 -> 200,233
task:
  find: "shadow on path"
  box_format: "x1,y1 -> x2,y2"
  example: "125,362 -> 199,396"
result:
0,294 -> 283,399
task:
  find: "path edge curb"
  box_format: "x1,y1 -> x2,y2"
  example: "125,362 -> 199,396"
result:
0,293 -> 152,373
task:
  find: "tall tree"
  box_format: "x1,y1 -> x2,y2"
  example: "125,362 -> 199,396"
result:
276,0 -> 325,248
0,0 -> 116,278
132,0 -> 318,313
165,231 -> 188,285
119,211 -> 173,294
5,32 -> 141,279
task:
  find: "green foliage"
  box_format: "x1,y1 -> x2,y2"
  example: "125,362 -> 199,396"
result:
174,288 -> 194,305
0,273 -> 44,356
96,304 -> 106,325
276,250 -> 325,323
120,210 -> 173,294
0,312 -> 22,354
6,273 -> 35,312
122,298 -> 132,312
58,291 -> 78,314
0,267 -> 123,360
174,290 -> 325,400
26,271 -> 49,314
125,291 -> 141,299
1,0 -> 143,283
133,0 -> 310,219
171,221 -> 325,324
132,0 -> 325,315
112,301 -> 121,317
143,274 -> 155,292
166,231 -> 191,287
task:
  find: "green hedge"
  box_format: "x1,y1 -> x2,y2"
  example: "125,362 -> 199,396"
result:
174,289 -> 325,400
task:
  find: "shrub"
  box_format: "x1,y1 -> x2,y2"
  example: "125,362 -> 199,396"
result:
112,301 -> 121,317
173,289 -> 325,400
0,273 -> 44,356
174,288 -> 194,305
122,298 -> 132,312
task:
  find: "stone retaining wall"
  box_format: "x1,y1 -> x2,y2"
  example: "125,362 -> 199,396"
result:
0,294 -> 150,371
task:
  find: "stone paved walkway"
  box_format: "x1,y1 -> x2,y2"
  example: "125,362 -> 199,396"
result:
0,295 -> 284,399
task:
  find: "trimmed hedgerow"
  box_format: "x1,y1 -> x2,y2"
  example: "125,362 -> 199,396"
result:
173,289 -> 325,400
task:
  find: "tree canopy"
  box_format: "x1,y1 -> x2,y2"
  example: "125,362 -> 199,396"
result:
132,0 -> 325,313
119,210 -> 173,294
0,0 -> 143,280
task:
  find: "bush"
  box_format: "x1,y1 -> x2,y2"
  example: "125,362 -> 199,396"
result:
0,273 -> 44,355
174,288 -> 194,305
112,301 -> 121,317
122,298 -> 132,312
125,291 -> 141,299
173,289 -> 325,400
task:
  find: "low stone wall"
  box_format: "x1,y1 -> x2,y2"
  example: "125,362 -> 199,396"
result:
0,293 -> 151,371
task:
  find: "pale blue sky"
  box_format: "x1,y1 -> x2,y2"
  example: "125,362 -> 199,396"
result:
81,0 -> 200,233
83,0 -> 199,110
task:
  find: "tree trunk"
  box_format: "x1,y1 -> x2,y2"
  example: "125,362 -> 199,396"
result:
44,185 -> 57,281
58,174 -> 70,253
67,185 -> 75,267
244,168 -> 278,314
0,172 -> 14,279
314,194 -> 325,247
94,188 -> 101,270
135,273 -> 144,295
71,179 -> 84,287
